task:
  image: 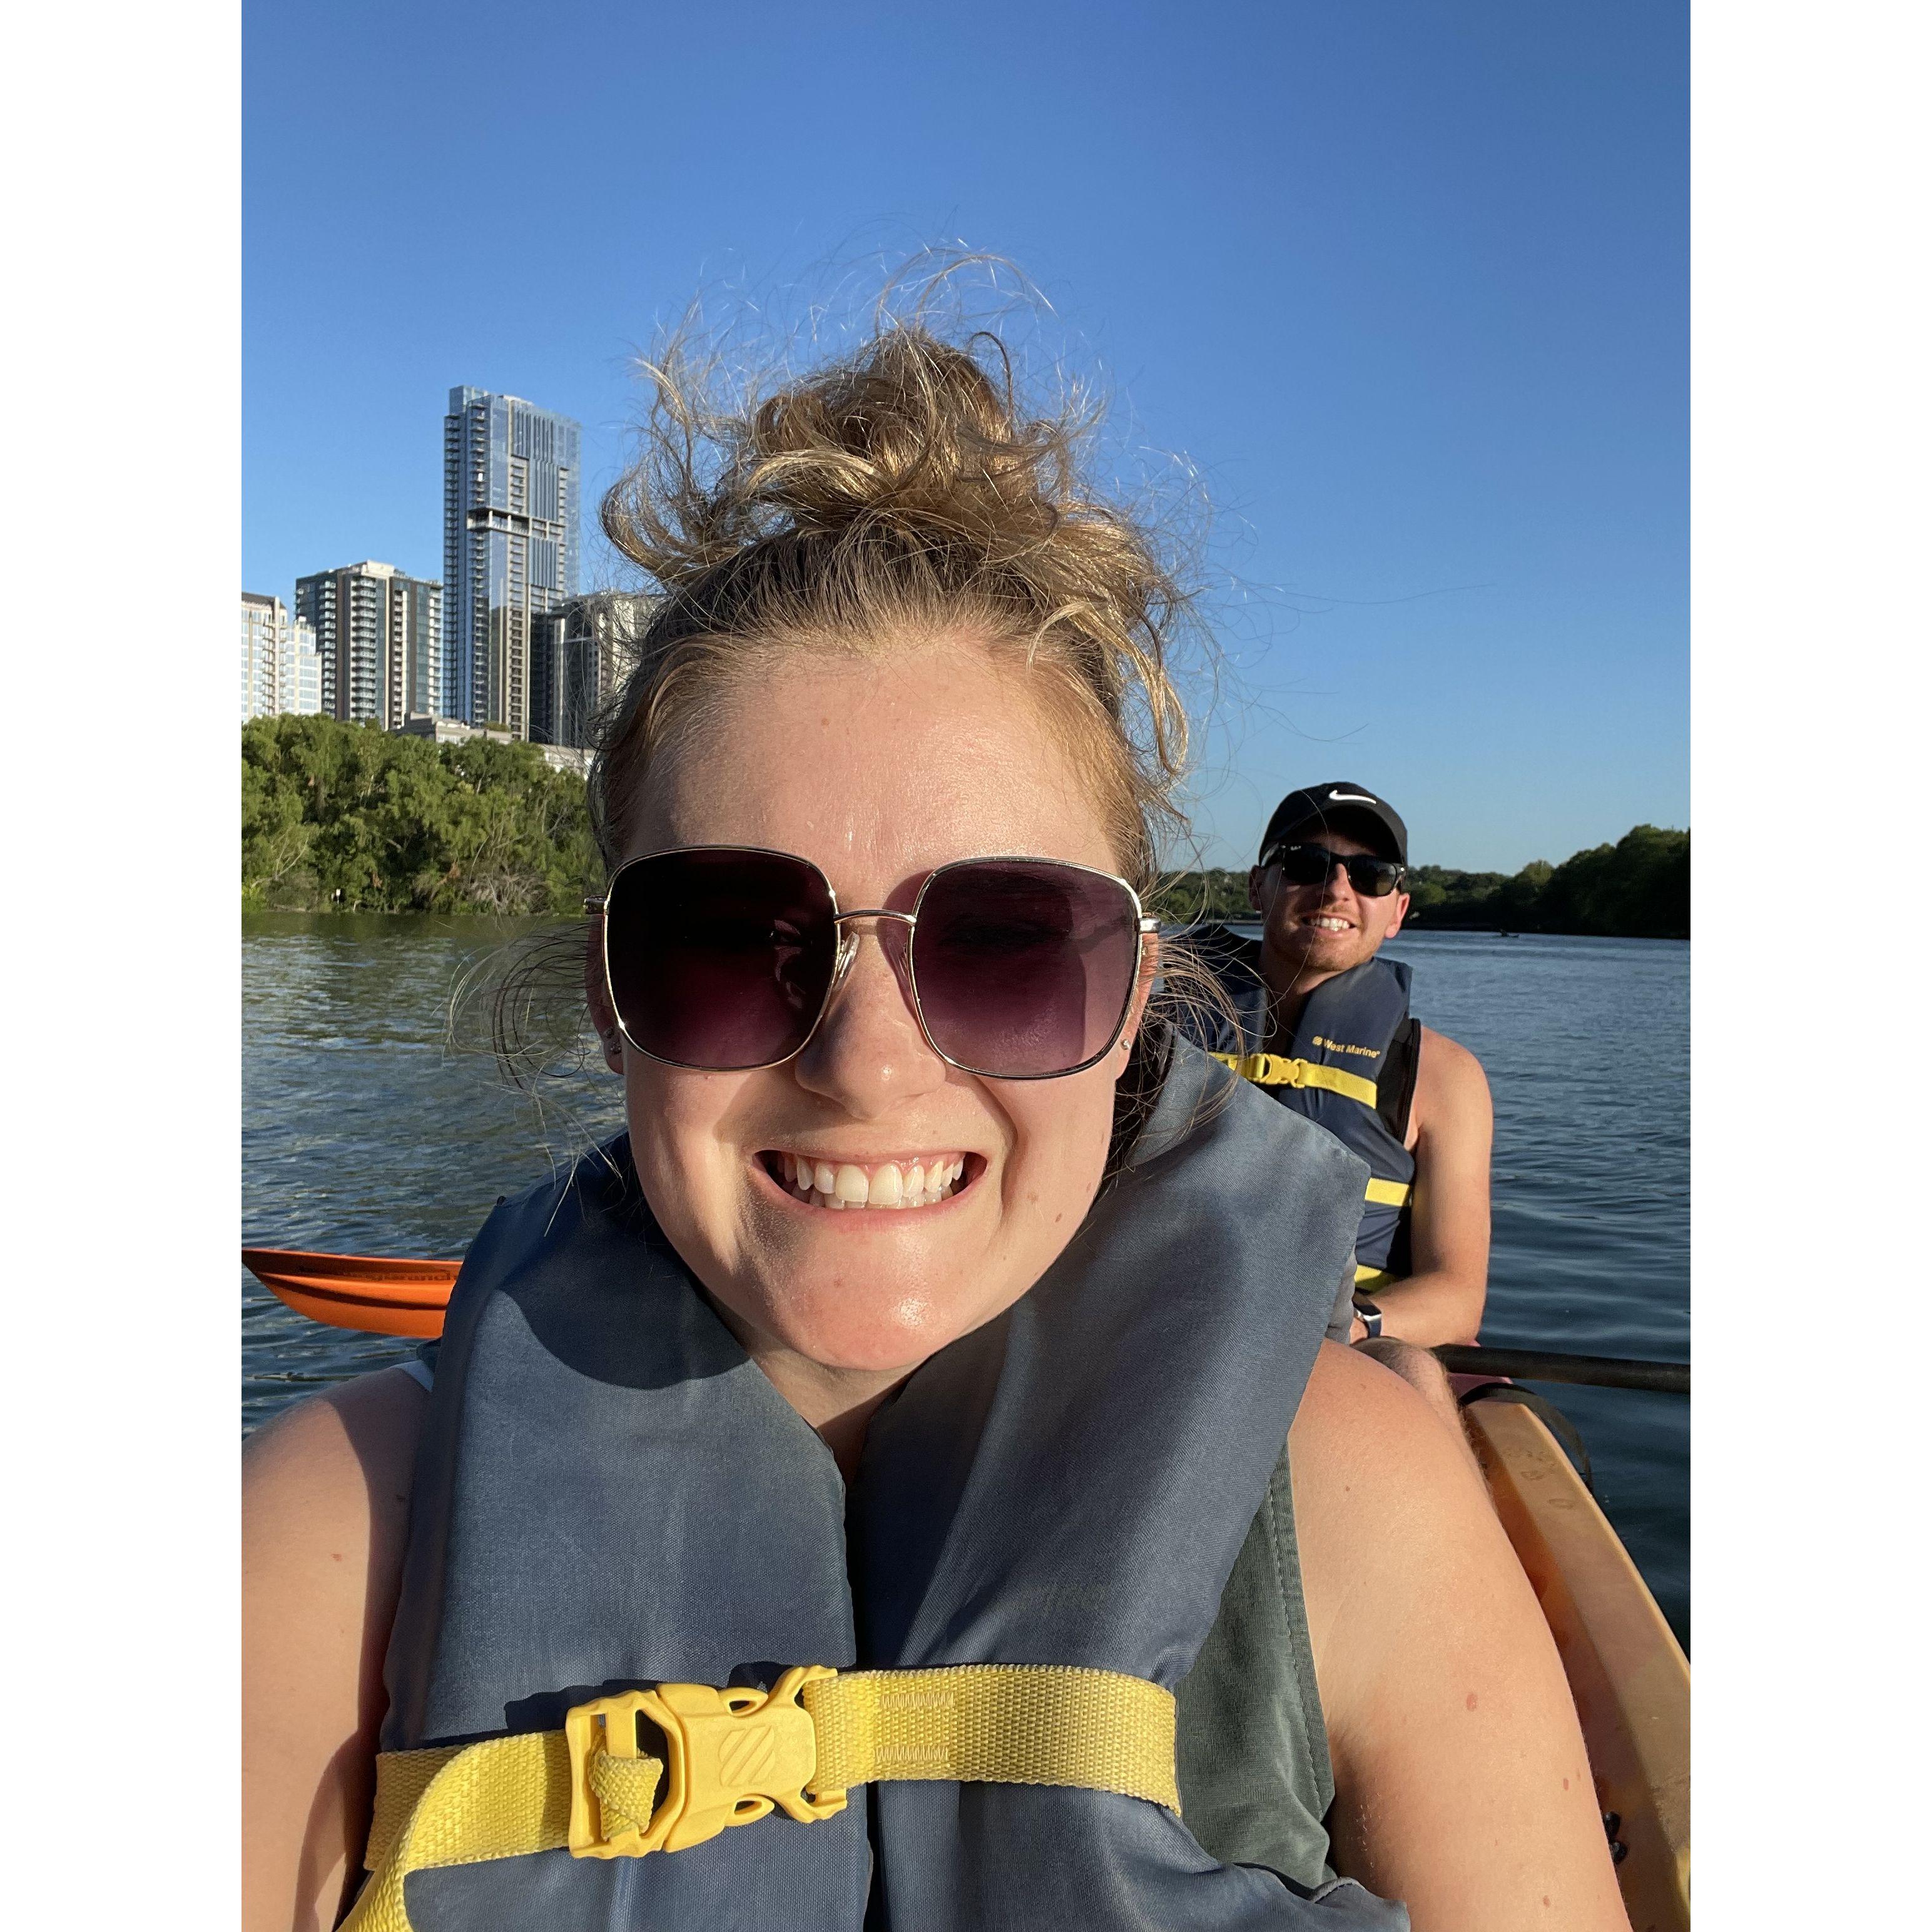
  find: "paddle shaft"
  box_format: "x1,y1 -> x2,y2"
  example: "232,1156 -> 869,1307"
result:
1431,1345 -> 1689,1395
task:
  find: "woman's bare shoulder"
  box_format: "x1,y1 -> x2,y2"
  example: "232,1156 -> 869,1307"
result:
244,1368 -> 428,1931
1287,1342 -> 1630,1928
245,1366 -> 427,1533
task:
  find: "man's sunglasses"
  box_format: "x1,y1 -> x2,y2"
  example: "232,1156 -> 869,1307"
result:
587,847 -> 1158,1079
1264,843 -> 1408,899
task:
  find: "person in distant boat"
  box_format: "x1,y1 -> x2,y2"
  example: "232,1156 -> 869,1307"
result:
1185,783 -> 1493,1401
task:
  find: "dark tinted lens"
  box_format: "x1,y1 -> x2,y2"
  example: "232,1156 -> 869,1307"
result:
603,849 -> 837,1069
1274,844 -> 1333,887
912,860 -> 1141,1077
1275,844 -> 1400,897
1344,856 -> 1401,898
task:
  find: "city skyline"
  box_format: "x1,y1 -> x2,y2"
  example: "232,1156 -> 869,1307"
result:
245,6 -> 1687,871
245,383 -> 598,746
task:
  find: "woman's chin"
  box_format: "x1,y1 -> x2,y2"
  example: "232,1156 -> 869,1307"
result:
738,1281 -> 985,1381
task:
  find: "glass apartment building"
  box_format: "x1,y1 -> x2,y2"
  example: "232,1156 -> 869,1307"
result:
294,561 -> 442,729
241,592 -> 325,723
529,591 -> 655,748
444,388 -> 581,738
282,615 -> 323,716
241,592 -> 283,722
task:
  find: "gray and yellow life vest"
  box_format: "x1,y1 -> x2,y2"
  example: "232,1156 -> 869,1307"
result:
362,1041 -> 1408,1930
1188,934 -> 1418,1295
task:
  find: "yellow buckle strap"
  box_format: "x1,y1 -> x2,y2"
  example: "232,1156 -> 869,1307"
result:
1363,1177 -> 1411,1208
567,1666 -> 847,1858
1209,1050 -> 1379,1109
348,1664 -> 1178,1932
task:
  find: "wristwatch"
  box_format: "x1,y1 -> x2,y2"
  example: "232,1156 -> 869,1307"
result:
1355,1298 -> 1383,1341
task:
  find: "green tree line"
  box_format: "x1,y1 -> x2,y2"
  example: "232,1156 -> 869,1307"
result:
245,718 -> 1687,936
243,714 -> 600,914
1151,823 -> 1689,938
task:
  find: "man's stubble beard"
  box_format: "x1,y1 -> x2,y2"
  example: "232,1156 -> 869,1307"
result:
1271,918 -> 1375,979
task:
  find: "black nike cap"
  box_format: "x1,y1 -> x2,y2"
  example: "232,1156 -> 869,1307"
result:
1261,782 -> 1408,867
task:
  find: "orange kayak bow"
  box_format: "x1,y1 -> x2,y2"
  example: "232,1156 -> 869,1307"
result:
242,1247 -> 459,1338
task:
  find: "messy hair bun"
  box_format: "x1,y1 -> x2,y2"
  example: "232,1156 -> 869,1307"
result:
591,307 -> 1195,900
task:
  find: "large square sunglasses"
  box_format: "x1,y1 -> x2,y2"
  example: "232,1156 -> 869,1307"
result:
1263,842 -> 1408,899
587,847 -> 1158,1080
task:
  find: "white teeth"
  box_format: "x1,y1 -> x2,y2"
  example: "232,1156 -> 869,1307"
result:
771,1153 -> 970,1213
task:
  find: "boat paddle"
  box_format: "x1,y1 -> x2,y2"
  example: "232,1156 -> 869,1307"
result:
1431,1345 -> 1688,1395
243,1248 -> 1690,1392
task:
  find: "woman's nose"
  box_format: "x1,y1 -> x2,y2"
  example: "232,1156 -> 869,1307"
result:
791,920 -> 947,1117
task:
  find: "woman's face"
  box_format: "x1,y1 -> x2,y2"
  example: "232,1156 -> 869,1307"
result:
594,638 -> 1149,1393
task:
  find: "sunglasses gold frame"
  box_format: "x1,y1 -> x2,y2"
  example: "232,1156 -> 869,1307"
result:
586,845 -> 1159,1080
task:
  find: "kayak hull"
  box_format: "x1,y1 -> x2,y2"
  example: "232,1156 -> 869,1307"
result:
1466,1398 -> 1690,1932
242,1248 -> 458,1339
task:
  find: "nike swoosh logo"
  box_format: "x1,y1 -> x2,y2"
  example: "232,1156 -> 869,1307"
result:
1326,790 -> 1380,804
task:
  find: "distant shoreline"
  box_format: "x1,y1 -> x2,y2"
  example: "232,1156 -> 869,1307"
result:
1151,824 -> 1689,942
245,717 -> 1687,937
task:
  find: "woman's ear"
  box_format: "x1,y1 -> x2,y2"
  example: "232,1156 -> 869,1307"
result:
583,925 -> 625,1075
1117,932 -> 1161,1057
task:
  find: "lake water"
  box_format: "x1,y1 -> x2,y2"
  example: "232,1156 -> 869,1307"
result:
242,917 -> 1689,1644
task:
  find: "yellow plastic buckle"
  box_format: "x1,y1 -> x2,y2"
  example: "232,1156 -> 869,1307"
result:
566,1665 -> 847,1859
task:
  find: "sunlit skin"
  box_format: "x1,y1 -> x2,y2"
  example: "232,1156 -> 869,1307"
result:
586,636 -> 1153,1463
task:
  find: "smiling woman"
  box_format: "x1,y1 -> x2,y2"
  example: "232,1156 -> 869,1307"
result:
242,291 -> 1633,1932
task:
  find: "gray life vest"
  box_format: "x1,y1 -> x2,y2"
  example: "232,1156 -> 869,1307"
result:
377,1040 -> 1410,1929
1187,936 -> 1418,1287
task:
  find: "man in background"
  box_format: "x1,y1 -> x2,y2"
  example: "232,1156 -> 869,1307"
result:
1187,781 -> 1493,1402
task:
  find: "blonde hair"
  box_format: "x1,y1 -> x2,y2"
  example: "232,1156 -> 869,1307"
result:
484,280 -> 1234,1174
589,312 -> 1192,899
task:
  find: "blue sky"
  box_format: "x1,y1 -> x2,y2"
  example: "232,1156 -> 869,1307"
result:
244,0 -> 1686,873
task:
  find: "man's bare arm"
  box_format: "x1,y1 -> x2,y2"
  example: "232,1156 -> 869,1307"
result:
1361,1025 -> 1492,1345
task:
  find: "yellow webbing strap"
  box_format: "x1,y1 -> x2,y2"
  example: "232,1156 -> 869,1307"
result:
805,1665 -> 1177,1807
1354,1265 -> 1396,1291
1209,1051 -> 1379,1110
1363,1177 -> 1411,1208
352,1731 -> 572,1932
349,1664 -> 1176,1932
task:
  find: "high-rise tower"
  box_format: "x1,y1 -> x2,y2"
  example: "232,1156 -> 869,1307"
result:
442,389 -> 582,737
294,561 -> 442,728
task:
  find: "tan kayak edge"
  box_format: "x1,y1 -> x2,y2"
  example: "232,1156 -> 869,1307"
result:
1466,1399 -> 1690,1932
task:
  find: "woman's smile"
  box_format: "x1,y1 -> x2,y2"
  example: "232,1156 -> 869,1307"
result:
759,1149 -> 978,1212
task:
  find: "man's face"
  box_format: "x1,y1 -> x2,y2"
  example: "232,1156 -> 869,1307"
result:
1248,825 -> 1409,977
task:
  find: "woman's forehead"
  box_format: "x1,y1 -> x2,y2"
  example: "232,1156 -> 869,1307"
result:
629,646 -> 1118,890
